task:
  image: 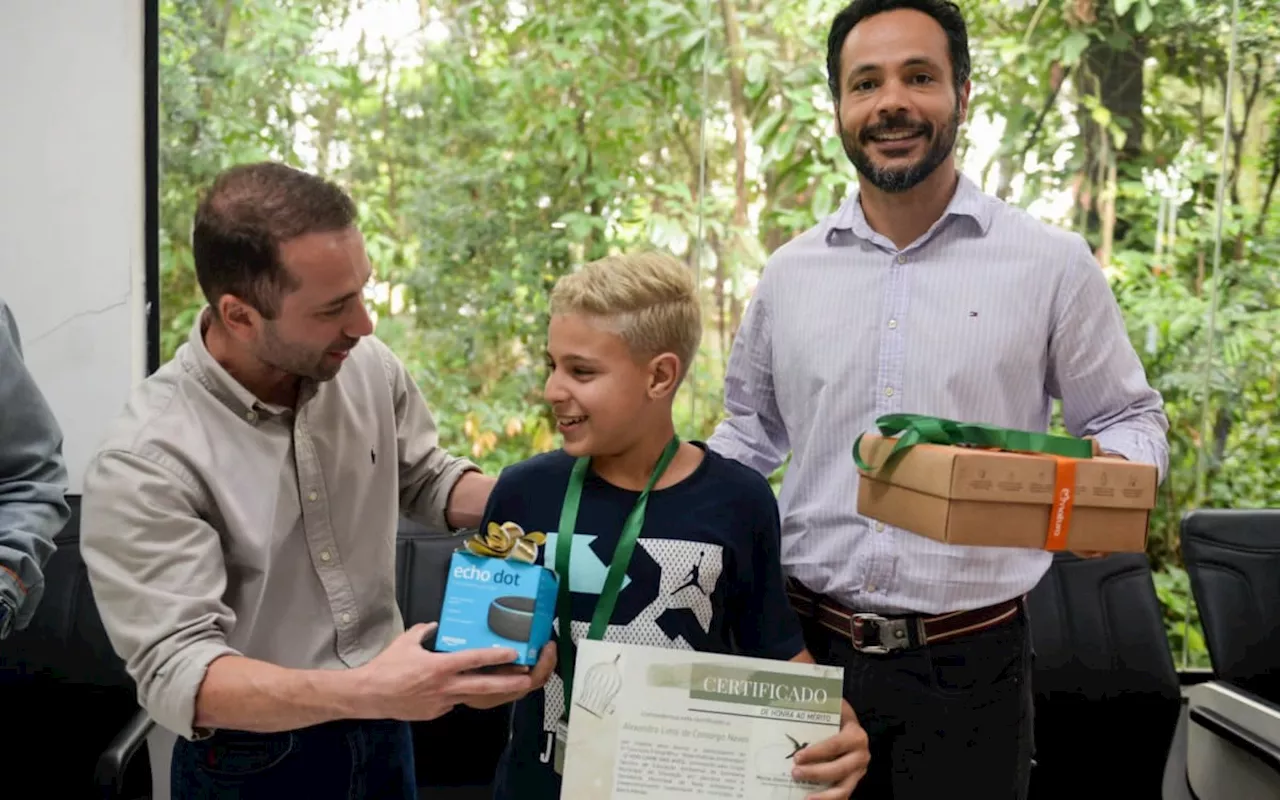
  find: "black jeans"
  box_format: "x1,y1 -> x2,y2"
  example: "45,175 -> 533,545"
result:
171,718 -> 417,799
802,605 -> 1034,800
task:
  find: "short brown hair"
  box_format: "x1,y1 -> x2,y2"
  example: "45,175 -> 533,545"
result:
550,251 -> 702,379
192,162 -> 357,318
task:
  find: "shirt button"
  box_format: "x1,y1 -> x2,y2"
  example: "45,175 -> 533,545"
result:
866,583 -> 878,593
888,319 -> 898,329
308,491 -> 318,502
341,612 -> 351,624
875,522 -> 885,532
320,550 -> 331,562
896,254 -> 907,264
245,410 -> 258,422
884,386 -> 894,397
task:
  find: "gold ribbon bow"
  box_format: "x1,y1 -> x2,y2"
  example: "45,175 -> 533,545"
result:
463,521 -> 547,564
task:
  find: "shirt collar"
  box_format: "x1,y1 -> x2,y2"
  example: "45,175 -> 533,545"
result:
182,308 -> 301,420
824,172 -> 994,246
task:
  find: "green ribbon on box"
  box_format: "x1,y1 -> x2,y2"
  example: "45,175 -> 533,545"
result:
852,413 -> 1094,472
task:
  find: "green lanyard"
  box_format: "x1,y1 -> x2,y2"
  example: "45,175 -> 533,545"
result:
554,436 -> 680,722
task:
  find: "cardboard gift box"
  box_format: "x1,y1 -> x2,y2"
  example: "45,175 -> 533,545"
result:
853,415 -> 1158,553
434,523 -> 559,666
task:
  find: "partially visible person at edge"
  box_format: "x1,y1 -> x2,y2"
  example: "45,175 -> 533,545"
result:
80,162 -> 555,800
0,298 -> 70,640
706,1 -> 1170,798
479,252 -> 871,800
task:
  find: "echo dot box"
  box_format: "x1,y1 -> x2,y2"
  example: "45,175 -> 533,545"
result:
434,552 -> 558,666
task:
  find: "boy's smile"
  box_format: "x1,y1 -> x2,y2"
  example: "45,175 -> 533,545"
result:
555,413 -> 588,433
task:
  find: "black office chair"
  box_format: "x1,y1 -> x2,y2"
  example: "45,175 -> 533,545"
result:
0,498 -> 152,799
1179,509 -> 1280,705
1026,552 -> 1183,800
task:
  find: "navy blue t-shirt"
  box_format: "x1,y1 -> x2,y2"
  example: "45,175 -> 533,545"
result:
481,442 -> 806,800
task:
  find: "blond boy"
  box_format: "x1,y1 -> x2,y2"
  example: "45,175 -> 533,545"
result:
481,252 -> 869,799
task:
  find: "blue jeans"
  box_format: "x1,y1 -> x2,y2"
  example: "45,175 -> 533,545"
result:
171,718 -> 417,799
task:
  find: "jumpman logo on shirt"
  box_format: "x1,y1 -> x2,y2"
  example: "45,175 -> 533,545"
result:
670,551 -> 707,596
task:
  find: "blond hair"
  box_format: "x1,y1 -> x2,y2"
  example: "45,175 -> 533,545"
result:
550,251 -> 702,378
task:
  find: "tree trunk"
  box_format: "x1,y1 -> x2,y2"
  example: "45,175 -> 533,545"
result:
1256,157 -> 1280,237
1076,34 -> 1145,247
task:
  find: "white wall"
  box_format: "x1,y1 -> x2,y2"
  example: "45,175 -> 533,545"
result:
0,0 -> 148,494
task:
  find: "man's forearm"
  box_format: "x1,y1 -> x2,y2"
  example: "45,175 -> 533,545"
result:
194,654 -> 378,734
444,470 -> 495,530
0,302 -> 69,628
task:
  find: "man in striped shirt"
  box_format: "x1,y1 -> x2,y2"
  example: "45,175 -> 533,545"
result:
707,1 -> 1169,797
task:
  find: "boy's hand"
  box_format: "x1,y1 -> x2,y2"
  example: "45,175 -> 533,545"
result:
791,699 -> 869,799
459,642 -> 557,710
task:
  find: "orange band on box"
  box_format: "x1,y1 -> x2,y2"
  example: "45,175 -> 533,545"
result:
1045,457 -> 1077,551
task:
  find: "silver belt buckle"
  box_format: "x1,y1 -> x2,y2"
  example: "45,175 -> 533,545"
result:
850,612 -> 911,654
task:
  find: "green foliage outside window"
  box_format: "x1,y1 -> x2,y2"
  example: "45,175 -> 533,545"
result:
157,0 -> 1280,669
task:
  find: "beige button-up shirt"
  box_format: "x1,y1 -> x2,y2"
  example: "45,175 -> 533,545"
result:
81,312 -> 478,740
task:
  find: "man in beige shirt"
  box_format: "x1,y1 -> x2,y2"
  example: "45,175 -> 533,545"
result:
81,162 -> 554,799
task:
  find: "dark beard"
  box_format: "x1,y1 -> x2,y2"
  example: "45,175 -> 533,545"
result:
842,103 -> 960,193
257,321 -> 350,382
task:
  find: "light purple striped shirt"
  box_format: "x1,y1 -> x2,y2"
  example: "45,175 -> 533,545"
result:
706,174 -> 1169,616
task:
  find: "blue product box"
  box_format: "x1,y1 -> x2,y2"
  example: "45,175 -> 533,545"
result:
434,551 -> 559,666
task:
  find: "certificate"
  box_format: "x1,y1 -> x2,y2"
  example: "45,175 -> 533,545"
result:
561,640 -> 845,799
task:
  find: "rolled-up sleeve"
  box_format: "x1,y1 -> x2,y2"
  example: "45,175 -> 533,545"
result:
382,348 -> 479,531
80,447 -> 240,740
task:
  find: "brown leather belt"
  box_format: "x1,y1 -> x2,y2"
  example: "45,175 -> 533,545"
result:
786,579 -> 1021,654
